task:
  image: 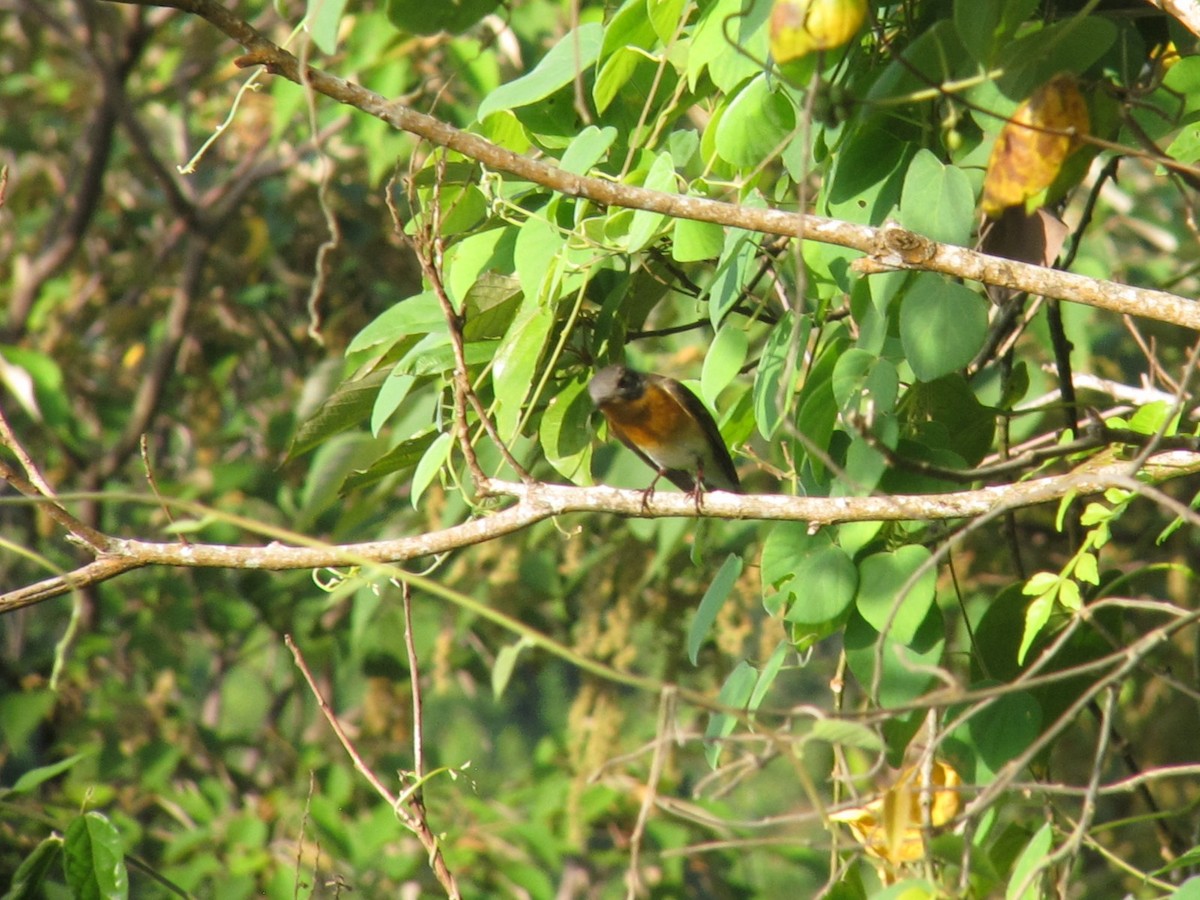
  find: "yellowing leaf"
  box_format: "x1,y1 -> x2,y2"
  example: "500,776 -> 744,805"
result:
769,0 -> 866,63
830,760 -> 962,879
980,74 -> 1090,219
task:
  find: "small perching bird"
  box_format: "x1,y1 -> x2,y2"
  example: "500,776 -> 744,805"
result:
587,365 -> 741,498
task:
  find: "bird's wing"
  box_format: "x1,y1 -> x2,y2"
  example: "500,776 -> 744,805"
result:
659,378 -> 741,492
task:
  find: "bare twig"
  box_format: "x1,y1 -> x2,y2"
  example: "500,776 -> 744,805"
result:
401,581 -> 425,781
285,633 -> 461,899
8,0 -> 147,336
0,407 -> 111,552
625,686 -> 676,900
139,434 -> 188,544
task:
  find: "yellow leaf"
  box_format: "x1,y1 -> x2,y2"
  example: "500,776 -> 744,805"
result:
980,74 -> 1090,219
769,0 -> 867,63
831,759 -> 962,874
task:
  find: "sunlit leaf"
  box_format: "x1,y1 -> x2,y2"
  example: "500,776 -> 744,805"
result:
769,0 -> 866,62
830,760 -> 962,874
689,554 -> 744,664
63,812 -> 128,900
981,74 -> 1090,218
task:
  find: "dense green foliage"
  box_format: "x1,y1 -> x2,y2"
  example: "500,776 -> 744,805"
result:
2,0 -> 1200,897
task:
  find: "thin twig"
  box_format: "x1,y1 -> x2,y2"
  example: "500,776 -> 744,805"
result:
285,633 -> 461,899
625,686 -> 676,900
401,581 -> 425,781
0,406 -> 110,551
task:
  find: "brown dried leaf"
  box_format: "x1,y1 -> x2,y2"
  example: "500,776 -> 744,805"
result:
978,206 -> 1070,304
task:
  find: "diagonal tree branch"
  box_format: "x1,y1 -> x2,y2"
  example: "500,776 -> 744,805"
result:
103,0 -> 1200,332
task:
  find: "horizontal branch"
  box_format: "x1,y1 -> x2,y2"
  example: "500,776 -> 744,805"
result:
4,450 -> 1197,614
106,0 -> 1200,332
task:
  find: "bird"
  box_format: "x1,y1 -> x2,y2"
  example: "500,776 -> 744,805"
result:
587,364 -> 741,497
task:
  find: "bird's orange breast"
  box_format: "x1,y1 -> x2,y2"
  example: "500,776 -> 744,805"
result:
600,383 -> 705,454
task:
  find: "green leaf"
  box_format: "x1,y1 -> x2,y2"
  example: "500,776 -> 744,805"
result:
672,218 -> 725,262
807,719 -> 884,752
1164,877 -> 1200,900
298,433 -> 377,525
992,16 -> 1117,101
954,0 -> 1038,66
904,374 -> 995,466
1073,551 -> 1098,586
754,314 -> 808,440
873,880 -> 937,900
854,546 -> 937,645
794,335 -> 847,479
477,24 -> 604,119
63,812 -> 128,900
783,545 -> 859,627
411,431 -> 454,508
832,351 -> 900,419
387,0 -> 499,34
492,299 -> 555,440
899,149 -> 976,247
714,75 -> 796,169
371,373 -> 418,436
0,346 -> 70,430
594,47 -> 645,115
513,212 -> 561,300
710,227 -> 759,328
748,640 -> 790,711
966,692 -> 1041,782
540,374 -> 594,482
700,325 -> 748,407
823,125 -> 917,226
704,661 -> 758,768
343,428 -> 439,492
1005,822 -> 1053,900
648,0 -> 689,44
761,522 -> 818,594
307,0 -> 348,53
1057,578 -> 1082,612
900,274 -> 988,382
8,751 -> 94,795
346,292 -> 445,356
840,437 -> 885,497
492,638 -> 533,698
688,0 -> 765,91
689,554 -> 744,664
1021,571 -> 1060,595
627,151 -> 677,251
1126,400 -> 1176,436
288,368 -> 390,459
444,228 -> 517,306
1156,850 -> 1200,879
462,273 -> 523,341
600,0 -> 660,60
1017,589 -> 1056,665
559,125 -> 618,175
1078,502 -> 1111,527
844,604 -> 945,708
5,836 -> 63,900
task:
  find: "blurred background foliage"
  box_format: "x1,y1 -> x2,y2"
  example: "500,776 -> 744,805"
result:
2,0 -> 1200,897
